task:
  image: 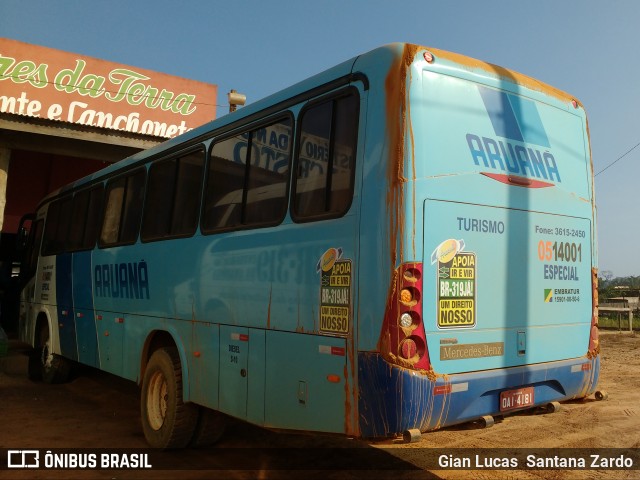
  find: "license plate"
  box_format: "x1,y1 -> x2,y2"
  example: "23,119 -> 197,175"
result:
499,387 -> 535,412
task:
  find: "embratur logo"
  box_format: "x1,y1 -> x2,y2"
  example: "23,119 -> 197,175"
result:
466,85 -> 561,184
544,289 -> 553,303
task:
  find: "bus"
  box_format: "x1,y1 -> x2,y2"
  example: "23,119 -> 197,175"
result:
17,43 -> 602,448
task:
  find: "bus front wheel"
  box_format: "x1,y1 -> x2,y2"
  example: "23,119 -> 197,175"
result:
141,347 -> 198,449
28,323 -> 71,384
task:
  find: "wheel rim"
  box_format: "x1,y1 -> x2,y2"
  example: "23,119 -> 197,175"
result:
40,333 -> 53,369
146,371 -> 168,431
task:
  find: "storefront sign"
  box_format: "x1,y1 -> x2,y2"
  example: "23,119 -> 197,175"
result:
0,38 -> 217,138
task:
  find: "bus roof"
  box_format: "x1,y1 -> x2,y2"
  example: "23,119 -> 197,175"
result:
43,43 -> 580,205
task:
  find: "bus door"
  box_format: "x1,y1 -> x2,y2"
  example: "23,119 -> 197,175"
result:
55,252 -> 78,361
40,197 -> 78,360
218,326 -> 266,425
17,215 -> 42,345
219,325 -> 249,418
72,251 -> 99,367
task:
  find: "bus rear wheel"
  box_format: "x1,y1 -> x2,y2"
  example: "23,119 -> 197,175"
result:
28,322 -> 71,384
190,407 -> 226,448
141,347 -> 198,449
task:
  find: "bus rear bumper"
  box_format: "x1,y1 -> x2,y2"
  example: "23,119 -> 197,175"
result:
357,352 -> 600,438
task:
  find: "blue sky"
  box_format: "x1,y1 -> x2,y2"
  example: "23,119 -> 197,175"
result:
3,0 -> 639,277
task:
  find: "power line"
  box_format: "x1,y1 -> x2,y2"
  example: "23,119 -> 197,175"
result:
595,141 -> 640,177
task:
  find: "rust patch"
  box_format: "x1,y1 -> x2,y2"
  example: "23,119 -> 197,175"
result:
379,44 -> 419,355
266,285 -> 272,329
426,46 -> 578,105
295,289 -> 305,333
578,278 -> 600,401
588,266 -> 600,358
385,44 -> 418,273
343,363 -> 352,435
345,322 -> 358,436
592,267 -> 599,313
407,78 -> 417,258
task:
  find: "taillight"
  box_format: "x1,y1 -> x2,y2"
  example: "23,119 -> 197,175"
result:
588,267 -> 599,356
380,262 -> 431,370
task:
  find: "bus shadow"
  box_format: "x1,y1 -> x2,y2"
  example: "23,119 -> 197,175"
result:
157,420 -> 441,479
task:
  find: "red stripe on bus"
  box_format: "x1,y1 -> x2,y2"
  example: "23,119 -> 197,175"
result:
331,346 -> 345,356
481,172 -> 554,188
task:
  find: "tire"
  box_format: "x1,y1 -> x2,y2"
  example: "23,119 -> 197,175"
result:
190,407 -> 226,448
28,322 -> 71,384
141,347 -> 198,449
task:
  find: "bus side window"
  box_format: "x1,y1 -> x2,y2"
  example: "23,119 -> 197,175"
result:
101,179 -> 125,245
202,116 -> 292,233
99,169 -> 146,247
141,148 -> 204,242
67,189 -> 90,251
41,201 -> 61,256
41,196 -> 72,256
244,118 -> 291,225
204,134 -> 246,231
171,150 -> 205,235
22,219 -> 44,281
67,185 -> 104,251
83,186 -> 104,250
293,91 -> 358,220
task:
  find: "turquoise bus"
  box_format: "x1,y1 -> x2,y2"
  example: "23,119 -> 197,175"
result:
18,43 -> 601,448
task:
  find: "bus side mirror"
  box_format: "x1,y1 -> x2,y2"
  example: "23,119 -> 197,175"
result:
15,213 -> 35,256
16,226 -> 29,254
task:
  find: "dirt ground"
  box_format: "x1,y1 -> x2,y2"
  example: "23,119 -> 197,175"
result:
0,331 -> 638,480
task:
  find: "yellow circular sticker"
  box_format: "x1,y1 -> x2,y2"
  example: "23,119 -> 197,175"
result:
432,239 -> 465,264
320,248 -> 339,272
